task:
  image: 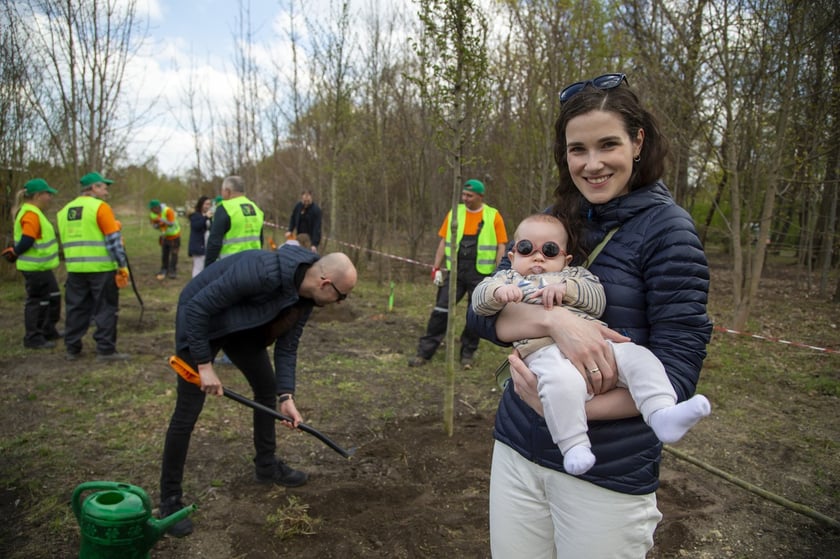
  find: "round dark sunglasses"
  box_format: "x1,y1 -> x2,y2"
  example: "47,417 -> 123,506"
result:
514,239 -> 567,259
559,73 -> 628,104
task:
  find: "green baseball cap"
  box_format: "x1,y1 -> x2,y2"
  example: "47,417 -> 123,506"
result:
24,178 -> 58,195
79,172 -> 114,188
463,179 -> 485,195
149,199 -> 161,209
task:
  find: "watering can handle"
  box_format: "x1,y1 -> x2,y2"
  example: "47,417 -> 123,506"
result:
71,481 -> 152,521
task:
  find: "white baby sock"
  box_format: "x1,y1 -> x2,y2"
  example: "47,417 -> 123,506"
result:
648,394 -> 711,444
563,445 -> 596,475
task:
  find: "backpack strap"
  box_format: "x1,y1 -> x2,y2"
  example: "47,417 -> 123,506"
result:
583,227 -> 619,269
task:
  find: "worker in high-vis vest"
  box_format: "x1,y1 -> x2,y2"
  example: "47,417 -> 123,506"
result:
149,199 -> 182,280
3,178 -> 62,349
205,175 -> 265,265
408,179 -> 508,370
56,172 -> 131,362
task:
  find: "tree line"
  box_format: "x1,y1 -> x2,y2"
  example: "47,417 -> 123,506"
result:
2,0 -> 838,328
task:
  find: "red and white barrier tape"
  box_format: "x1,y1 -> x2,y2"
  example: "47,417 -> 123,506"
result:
713,325 -> 838,355
265,221 -> 433,269
267,221 -> 837,354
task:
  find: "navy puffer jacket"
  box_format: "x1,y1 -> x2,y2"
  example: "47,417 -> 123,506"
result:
468,181 -> 712,494
176,245 -> 318,391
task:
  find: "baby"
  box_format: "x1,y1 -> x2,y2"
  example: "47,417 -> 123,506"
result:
472,213 -> 710,475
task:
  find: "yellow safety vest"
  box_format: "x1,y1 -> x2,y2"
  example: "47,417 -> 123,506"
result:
149,204 -> 181,238
443,204 -> 500,274
57,196 -> 117,272
14,203 -> 59,271
219,197 -> 264,257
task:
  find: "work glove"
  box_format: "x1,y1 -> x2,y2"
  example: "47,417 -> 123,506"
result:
432,267 -> 444,287
115,267 -> 130,289
2,247 -> 17,263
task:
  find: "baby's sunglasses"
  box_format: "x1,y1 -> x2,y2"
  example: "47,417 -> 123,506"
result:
559,73 -> 628,104
514,239 -> 567,259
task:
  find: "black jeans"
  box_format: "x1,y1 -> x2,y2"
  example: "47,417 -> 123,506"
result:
63,271 -> 119,355
21,270 -> 61,346
416,267 -> 486,360
160,328 -> 278,502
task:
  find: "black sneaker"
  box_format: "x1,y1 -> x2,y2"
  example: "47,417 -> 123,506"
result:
255,460 -> 309,487
64,351 -> 81,361
407,356 -> 428,367
159,496 -> 194,537
460,356 -> 474,370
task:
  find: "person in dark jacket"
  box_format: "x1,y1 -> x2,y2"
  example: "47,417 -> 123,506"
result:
286,189 -> 322,252
188,196 -> 212,277
158,246 -> 357,537
467,73 -> 712,558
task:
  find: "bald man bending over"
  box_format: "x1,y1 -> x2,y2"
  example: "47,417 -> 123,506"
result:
159,246 -> 357,537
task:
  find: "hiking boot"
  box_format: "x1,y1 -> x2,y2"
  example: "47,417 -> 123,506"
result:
64,351 -> 81,361
255,459 -> 309,487
96,352 -> 131,362
159,496 -> 194,537
407,356 -> 428,367
460,356 -> 474,370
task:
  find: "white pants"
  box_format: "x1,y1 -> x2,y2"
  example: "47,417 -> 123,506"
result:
191,255 -> 206,278
489,441 -> 661,558
528,341 -> 676,453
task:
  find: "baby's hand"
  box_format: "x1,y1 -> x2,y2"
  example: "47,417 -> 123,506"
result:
539,283 -> 566,309
494,284 -> 524,304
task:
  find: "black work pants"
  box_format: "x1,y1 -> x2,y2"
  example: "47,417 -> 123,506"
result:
64,271 -> 119,356
160,328 -> 278,502
416,268 -> 485,361
21,270 -> 61,347
160,237 -> 180,276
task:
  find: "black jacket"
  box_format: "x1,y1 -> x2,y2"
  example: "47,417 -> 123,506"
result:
187,212 -> 210,257
288,201 -> 322,248
176,245 -> 318,392
468,181 -> 712,494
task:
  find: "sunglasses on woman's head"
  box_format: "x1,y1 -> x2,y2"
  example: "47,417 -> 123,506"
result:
559,73 -> 628,104
514,239 -> 566,259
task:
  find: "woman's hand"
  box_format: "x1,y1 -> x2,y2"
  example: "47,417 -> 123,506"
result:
547,313 -> 625,394
498,304 -> 628,395
508,351 -> 543,415
197,363 -> 223,396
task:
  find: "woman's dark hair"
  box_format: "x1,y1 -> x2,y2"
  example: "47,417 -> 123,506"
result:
193,195 -> 210,214
550,83 -> 669,242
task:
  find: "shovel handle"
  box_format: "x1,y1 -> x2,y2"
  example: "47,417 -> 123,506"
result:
168,356 -> 354,458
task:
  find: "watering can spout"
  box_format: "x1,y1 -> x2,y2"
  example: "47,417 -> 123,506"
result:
148,504 -> 197,540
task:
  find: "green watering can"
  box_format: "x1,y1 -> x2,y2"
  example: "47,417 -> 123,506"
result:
72,481 -> 196,559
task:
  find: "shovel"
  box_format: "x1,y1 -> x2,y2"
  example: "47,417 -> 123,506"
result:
169,355 -> 355,458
